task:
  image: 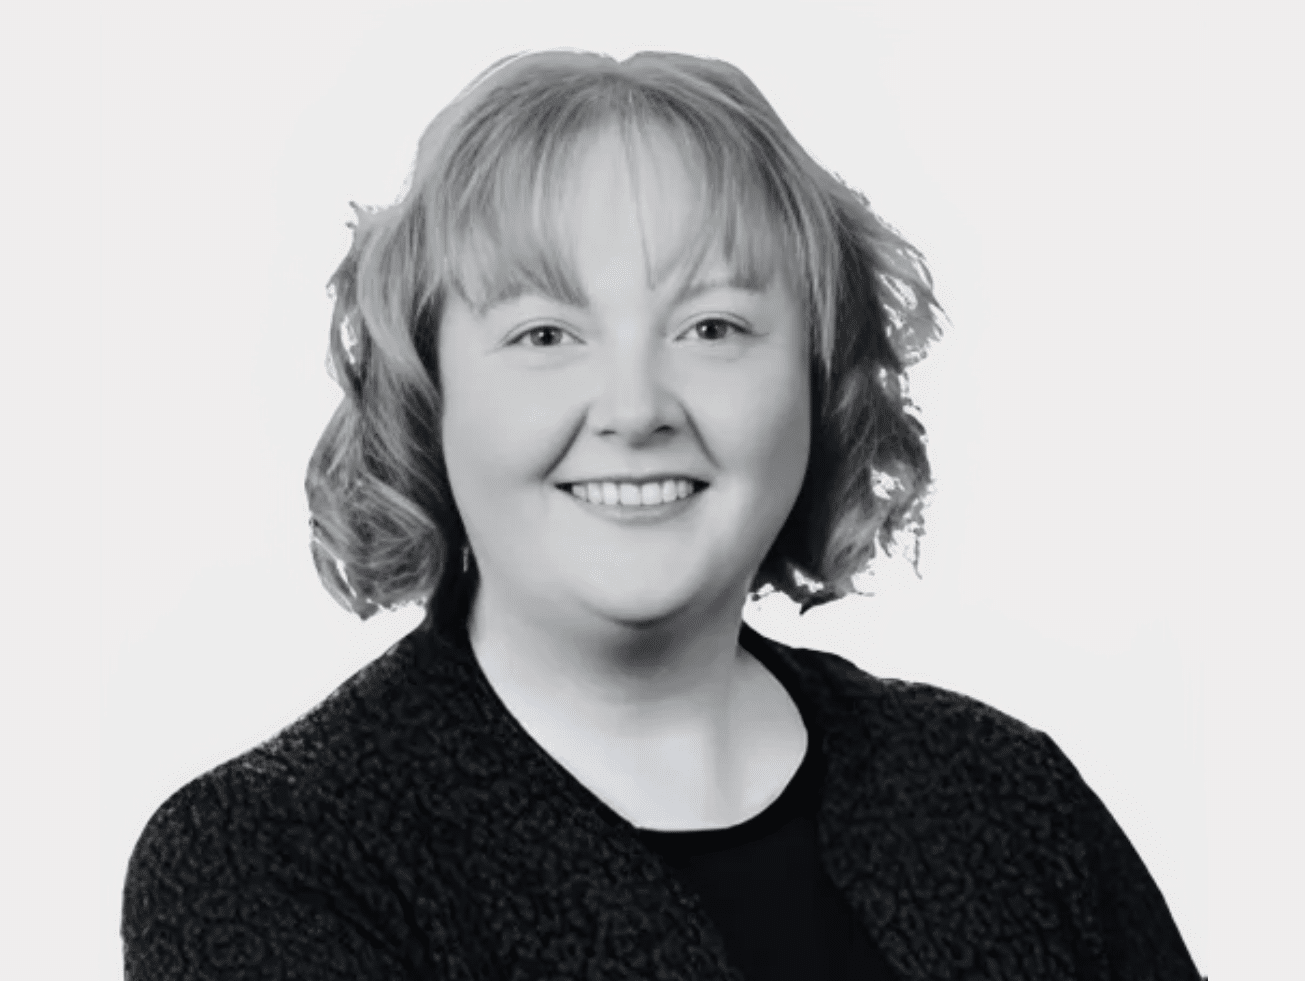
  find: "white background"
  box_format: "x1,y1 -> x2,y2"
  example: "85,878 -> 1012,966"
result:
4,1 -> 1300,977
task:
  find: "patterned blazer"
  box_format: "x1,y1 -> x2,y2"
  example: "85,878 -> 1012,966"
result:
122,617 -> 1202,979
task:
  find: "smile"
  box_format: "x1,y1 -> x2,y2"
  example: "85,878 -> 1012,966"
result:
561,478 -> 705,507
556,479 -> 707,524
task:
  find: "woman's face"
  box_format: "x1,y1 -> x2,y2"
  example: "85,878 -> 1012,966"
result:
438,128 -> 811,634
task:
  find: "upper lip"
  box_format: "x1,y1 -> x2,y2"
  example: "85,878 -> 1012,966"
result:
555,473 -> 709,487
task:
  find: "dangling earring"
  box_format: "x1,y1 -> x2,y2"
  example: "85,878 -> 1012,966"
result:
461,543 -> 471,574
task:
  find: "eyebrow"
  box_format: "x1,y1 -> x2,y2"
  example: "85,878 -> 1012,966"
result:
673,273 -> 767,303
477,271 -> 766,316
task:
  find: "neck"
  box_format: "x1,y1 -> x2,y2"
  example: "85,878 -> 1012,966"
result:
465,575 -> 753,744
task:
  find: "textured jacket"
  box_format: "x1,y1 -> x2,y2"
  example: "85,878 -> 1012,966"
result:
122,617 -> 1202,979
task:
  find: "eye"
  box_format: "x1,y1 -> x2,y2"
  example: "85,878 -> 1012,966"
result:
506,324 -> 577,348
682,317 -> 748,342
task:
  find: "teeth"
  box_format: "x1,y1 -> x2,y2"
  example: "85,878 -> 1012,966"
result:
565,479 -> 701,507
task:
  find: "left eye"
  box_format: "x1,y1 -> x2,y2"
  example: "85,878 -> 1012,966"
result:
508,325 -> 576,348
684,318 -> 745,341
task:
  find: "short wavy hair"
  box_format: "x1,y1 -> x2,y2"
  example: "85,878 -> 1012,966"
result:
307,49 -> 946,625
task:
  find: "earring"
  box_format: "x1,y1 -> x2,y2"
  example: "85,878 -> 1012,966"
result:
462,543 -> 470,574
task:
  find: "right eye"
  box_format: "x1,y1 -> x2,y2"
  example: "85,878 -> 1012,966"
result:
506,325 -> 578,348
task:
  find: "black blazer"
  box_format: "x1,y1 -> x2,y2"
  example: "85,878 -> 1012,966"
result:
122,617 -> 1202,979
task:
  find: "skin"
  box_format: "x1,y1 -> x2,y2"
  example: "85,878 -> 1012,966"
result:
437,126 -> 811,827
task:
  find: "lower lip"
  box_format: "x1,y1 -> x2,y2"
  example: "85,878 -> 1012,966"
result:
558,486 -> 706,524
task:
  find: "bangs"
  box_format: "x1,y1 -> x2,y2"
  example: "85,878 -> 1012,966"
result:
429,78 -> 815,317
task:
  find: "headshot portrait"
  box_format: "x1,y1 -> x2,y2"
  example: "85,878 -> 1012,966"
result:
112,38 -> 1207,981
59,3 -> 1303,979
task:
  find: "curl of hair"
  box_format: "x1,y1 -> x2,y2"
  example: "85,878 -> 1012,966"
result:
751,179 -> 943,615
306,202 -> 463,621
305,50 -> 946,624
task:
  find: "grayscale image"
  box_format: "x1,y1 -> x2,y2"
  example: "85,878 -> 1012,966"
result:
21,3 -> 1299,978
122,47 -> 1201,980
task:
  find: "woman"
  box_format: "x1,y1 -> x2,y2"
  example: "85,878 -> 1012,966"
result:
122,49 -> 1203,979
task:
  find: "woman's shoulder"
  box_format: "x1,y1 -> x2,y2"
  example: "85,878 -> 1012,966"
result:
121,631 -> 469,976
125,631 -> 438,890
754,628 -> 1085,814
755,629 -> 1203,977
756,627 -> 1056,758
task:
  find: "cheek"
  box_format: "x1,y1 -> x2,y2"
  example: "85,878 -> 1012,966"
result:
712,362 -> 811,491
764,392 -> 812,494
440,366 -> 562,495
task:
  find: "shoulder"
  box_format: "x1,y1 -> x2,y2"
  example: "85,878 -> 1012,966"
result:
753,628 -> 1087,826
121,755 -> 444,979
124,631 -> 425,907
125,626 -> 440,858
121,632 -> 457,977
835,651 -> 1060,766
807,648 -> 1203,977
123,759 -> 281,926
759,628 -> 1062,771
122,645 -> 387,919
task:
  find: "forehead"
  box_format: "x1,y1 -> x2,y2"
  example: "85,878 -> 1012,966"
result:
565,129 -> 702,282
441,120 -> 799,315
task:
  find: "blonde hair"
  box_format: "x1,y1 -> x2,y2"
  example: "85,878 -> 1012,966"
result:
307,49 -> 946,622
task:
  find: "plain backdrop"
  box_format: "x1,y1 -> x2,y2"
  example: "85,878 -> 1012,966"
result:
4,1 -> 1301,977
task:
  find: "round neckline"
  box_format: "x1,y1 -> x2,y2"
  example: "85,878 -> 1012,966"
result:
632,623 -> 819,837
429,613 -> 823,838
631,716 -> 818,843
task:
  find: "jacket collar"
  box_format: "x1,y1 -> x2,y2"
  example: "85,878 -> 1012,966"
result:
402,613 -> 892,978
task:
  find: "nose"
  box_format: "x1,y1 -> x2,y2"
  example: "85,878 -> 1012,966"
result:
587,335 -> 683,444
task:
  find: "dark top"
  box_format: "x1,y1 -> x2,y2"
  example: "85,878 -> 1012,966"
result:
122,613 -> 1203,980
635,708 -> 897,979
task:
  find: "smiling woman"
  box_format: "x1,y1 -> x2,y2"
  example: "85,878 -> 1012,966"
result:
120,49 -> 1203,981
307,52 -> 937,630
438,125 -> 813,653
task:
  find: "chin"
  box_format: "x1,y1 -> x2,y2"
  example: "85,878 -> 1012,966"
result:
575,576 -> 710,630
